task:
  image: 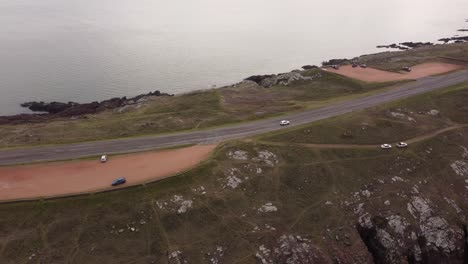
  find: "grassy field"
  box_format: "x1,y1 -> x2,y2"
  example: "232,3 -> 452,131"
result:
1,43 -> 467,149
260,82 -> 468,145
1,132 -> 467,263
0,69 -> 404,149
355,42 -> 468,72
1,83 -> 468,263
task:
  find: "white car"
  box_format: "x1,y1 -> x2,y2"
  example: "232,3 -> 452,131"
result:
100,155 -> 108,163
280,120 -> 290,126
396,142 -> 408,148
380,144 -> 392,149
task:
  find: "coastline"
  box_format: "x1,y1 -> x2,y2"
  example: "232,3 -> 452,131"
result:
0,40 -> 467,127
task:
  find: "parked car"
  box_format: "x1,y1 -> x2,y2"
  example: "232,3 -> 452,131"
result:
111,177 -> 126,186
402,66 -> 412,72
280,120 -> 290,126
332,65 -> 340,70
396,142 -> 408,148
360,64 -> 368,68
100,155 -> 107,163
380,144 -> 392,149
352,63 -> 358,68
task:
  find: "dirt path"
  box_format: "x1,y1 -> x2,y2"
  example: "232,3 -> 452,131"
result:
259,125 -> 465,149
0,145 -> 216,202
327,62 -> 463,82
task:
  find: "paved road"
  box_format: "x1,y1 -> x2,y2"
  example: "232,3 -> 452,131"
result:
1,69 -> 468,165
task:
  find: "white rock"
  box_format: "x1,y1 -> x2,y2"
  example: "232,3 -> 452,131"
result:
256,150 -> 278,167
258,203 -> 278,213
228,150 -> 248,160
361,190 -> 371,198
226,175 -> 243,189
392,176 -> 405,182
177,200 -> 193,214
386,215 -> 409,235
451,160 -> 468,177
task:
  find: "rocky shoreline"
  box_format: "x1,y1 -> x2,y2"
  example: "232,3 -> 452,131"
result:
0,90 -> 173,125
376,22 -> 468,50
1,25 -> 467,126
377,42 -> 434,50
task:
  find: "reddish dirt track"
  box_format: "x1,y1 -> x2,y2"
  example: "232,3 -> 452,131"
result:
0,145 -> 216,201
327,62 -> 463,82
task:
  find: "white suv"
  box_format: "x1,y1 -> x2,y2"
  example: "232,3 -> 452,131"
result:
380,144 -> 392,149
100,155 -> 108,163
396,142 -> 408,148
280,120 -> 290,126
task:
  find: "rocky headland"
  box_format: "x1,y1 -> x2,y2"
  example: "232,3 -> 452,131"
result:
0,90 -> 173,125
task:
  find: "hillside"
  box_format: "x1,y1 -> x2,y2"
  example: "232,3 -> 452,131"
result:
1,42 -> 467,149
1,82 -> 467,263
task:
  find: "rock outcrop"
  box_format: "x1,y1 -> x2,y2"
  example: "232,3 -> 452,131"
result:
356,196 -> 465,264
0,90 -> 173,125
21,90 -> 172,116
438,36 -> 468,44
377,42 -> 433,50
255,235 -> 330,264
245,71 -> 320,88
301,65 -> 319,70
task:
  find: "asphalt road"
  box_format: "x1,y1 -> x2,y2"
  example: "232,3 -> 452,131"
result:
1,69 -> 468,166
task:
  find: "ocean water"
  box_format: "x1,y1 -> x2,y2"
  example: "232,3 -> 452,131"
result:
0,0 -> 467,115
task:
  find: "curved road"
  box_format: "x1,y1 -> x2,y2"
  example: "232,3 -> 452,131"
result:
1,69 -> 468,166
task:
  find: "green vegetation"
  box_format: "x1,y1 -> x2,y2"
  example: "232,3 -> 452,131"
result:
261,81 -> 468,145
0,69 -> 404,149
1,82 -> 468,263
357,42 -> 468,71
1,131 -> 467,263
2,42 -> 467,149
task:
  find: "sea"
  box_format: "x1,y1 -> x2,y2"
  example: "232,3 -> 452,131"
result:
0,0 -> 467,115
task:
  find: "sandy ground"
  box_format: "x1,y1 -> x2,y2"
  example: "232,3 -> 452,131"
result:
327,62 -> 463,82
0,145 -> 216,201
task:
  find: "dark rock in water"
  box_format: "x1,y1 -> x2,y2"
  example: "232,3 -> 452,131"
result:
6,90 -> 175,125
399,42 -> 433,48
439,38 -> 452,43
21,90 -> 173,116
376,43 -> 407,50
377,42 -> 432,50
321,59 -> 349,66
301,65 -> 319,70
438,36 -> 468,43
21,101 -> 77,114
458,29 -> 468,32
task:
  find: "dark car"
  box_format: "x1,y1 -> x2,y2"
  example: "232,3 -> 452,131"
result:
352,63 -> 358,68
111,177 -> 126,186
402,66 -> 412,72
